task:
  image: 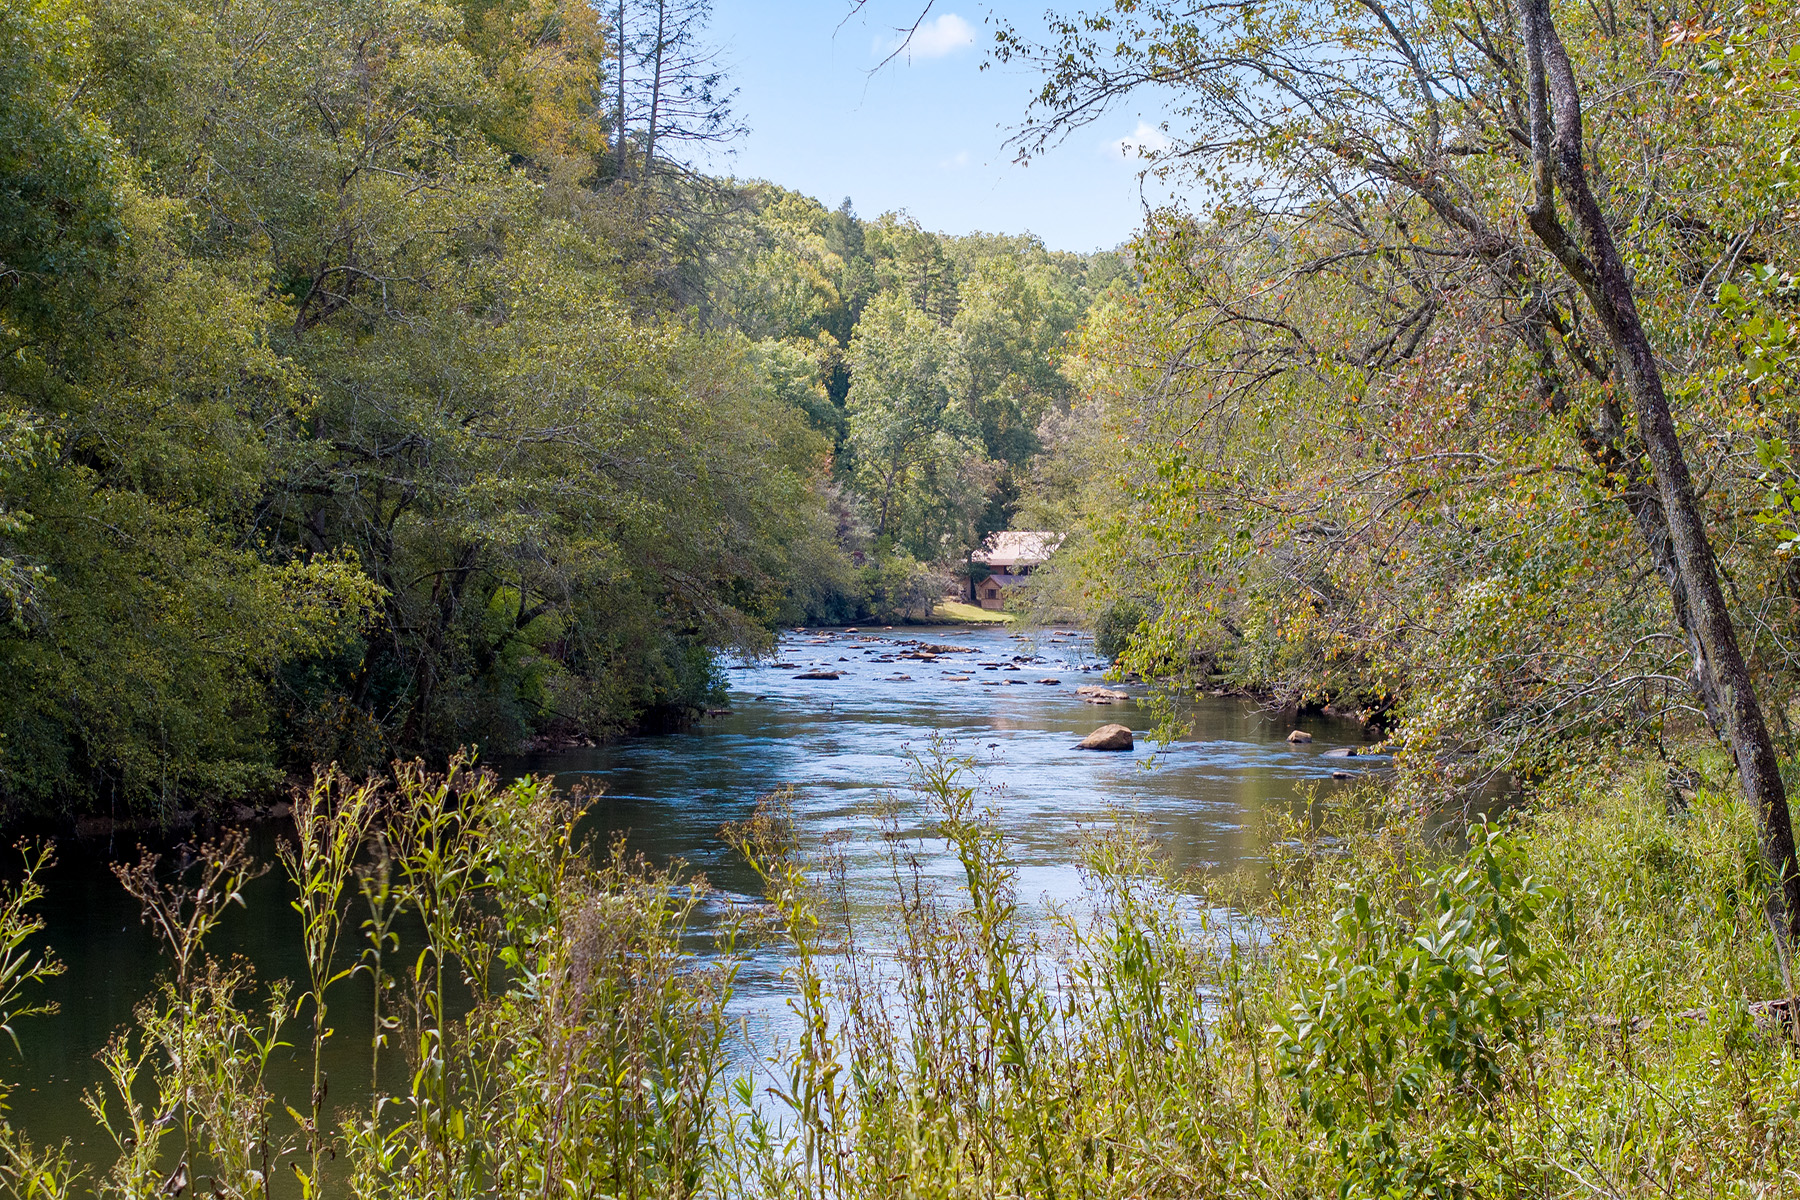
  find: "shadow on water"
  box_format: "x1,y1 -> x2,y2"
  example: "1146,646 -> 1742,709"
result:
10,623 -> 1387,1168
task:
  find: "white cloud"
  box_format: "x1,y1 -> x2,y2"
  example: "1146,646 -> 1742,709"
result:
939,149 -> 971,169
884,13 -> 976,60
1108,121 -> 1171,160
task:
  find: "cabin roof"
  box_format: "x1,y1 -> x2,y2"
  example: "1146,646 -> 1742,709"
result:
971,531 -> 1063,570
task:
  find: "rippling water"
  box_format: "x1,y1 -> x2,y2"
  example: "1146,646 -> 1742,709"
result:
11,623 -> 1380,1163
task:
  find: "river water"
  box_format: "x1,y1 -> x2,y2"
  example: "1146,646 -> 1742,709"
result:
9,623 -> 1380,1164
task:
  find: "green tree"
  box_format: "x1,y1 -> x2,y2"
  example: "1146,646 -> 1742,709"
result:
845,292 -> 989,559
1006,0 -> 1800,954
952,249 -> 1080,531
0,0 -> 840,818
0,0 -> 122,326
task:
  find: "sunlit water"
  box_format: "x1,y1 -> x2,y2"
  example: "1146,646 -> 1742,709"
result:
10,624 -> 1382,1166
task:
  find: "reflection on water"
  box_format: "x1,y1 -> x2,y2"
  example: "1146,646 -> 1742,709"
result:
10,624 -> 1380,1163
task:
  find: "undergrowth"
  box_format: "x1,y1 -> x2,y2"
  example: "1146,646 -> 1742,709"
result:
0,746 -> 1793,1197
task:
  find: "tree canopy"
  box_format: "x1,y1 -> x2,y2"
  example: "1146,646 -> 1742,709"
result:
0,0 -> 1130,821
0,0 -> 831,818
1005,0 -> 1800,842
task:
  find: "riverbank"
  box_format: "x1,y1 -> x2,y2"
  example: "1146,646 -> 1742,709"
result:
714,747 -> 1800,1199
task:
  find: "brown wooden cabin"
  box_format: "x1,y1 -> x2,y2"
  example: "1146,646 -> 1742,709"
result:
969,531 -> 1063,610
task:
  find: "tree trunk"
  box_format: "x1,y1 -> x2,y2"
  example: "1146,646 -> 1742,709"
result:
877,463 -> 901,540
1517,0 -> 1800,970
642,0 -> 668,183
615,0 -> 628,181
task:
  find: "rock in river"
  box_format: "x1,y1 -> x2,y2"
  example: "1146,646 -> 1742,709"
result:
1286,730 -> 1313,743
794,670 -> 840,680
1076,724 -> 1135,751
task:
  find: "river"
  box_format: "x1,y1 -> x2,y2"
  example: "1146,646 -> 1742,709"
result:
8,623 -> 1381,1165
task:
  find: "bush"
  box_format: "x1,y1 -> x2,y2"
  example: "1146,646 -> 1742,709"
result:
856,552 -> 952,623
1094,598 -> 1147,662
786,548 -> 951,626
1272,824 -> 1562,1196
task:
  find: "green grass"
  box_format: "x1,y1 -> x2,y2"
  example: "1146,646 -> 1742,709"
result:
932,600 -> 1016,623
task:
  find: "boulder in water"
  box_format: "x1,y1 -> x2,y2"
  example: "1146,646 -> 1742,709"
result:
1076,685 -> 1129,702
1287,730 -> 1313,743
1077,724 -> 1134,751
794,670 -> 840,680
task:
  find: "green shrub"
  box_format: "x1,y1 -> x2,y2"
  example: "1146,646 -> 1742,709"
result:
1273,824 -> 1562,1197
1094,598 -> 1147,663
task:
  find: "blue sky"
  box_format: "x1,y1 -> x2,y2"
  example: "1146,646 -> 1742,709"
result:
700,2 -> 1175,253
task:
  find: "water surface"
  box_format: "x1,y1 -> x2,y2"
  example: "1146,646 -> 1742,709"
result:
11,624 -> 1379,1164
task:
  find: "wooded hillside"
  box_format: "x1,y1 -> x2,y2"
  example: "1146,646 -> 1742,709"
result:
0,0 -> 1123,821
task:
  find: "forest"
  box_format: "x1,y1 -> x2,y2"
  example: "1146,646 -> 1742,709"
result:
0,0 -> 1129,822
1017,0 -> 1800,804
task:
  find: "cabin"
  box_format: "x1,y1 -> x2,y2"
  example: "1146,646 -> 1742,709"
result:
970,531 -> 1063,610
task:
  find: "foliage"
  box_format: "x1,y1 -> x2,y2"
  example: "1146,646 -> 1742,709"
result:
1092,599 -> 1145,664
1008,0 -> 1800,794
708,747 -> 1799,1200
0,0 -> 853,819
844,292 -> 985,558
1274,824 -> 1563,1195
711,188 -> 1133,603
0,0 -> 1143,819
0,759 -> 738,1198
0,0 -> 121,324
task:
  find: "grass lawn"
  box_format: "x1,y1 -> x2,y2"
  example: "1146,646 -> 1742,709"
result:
932,600 -> 1015,624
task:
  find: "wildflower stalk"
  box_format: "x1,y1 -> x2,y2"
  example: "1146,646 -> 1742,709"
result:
277,769 -> 379,1197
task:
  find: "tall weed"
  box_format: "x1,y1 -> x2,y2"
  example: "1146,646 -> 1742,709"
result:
0,746 -> 1796,1198
721,744 -> 1800,1199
